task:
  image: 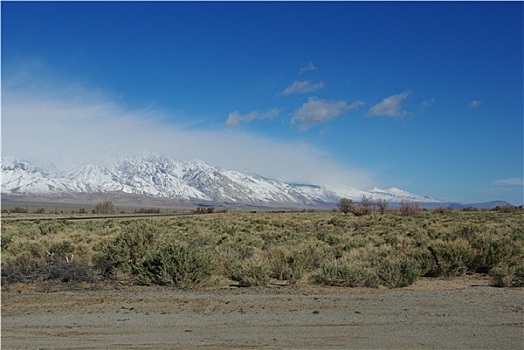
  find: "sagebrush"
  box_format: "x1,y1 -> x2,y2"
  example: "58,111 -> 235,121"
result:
2,210 -> 523,288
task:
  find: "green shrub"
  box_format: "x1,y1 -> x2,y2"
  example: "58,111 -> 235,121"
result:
49,240 -> 75,258
490,263 -> 524,287
470,235 -> 518,273
427,239 -> 475,276
408,247 -> 436,277
267,247 -> 304,284
375,256 -> 420,288
313,259 -> 378,288
93,222 -> 162,276
297,241 -> 334,271
7,240 -> 49,259
1,234 -> 13,250
38,221 -> 66,235
230,258 -> 270,287
214,241 -> 256,276
138,243 -> 215,287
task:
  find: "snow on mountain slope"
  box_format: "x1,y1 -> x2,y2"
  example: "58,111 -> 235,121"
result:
367,187 -> 441,203
63,157 -> 210,200
1,157 -> 68,194
1,156 -> 443,206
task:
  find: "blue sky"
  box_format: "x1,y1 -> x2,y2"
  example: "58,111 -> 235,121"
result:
2,1 -> 523,204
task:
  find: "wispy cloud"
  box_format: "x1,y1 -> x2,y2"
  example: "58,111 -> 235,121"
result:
300,62 -> 317,73
493,178 -> 524,186
469,100 -> 482,110
367,91 -> 410,118
225,108 -> 281,127
416,97 -> 436,113
283,80 -> 325,95
421,97 -> 436,109
292,97 -> 364,130
2,65 -> 375,190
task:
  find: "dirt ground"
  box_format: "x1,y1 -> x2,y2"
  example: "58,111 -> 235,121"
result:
1,275 -> 523,349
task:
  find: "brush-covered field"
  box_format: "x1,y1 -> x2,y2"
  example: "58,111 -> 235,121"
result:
2,209 -> 523,289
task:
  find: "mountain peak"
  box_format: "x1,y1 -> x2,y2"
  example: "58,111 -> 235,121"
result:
1,155 -> 443,207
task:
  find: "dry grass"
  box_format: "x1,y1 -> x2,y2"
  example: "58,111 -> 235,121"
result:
2,210 -> 523,288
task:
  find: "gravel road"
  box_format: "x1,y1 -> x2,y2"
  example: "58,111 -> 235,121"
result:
2,276 -> 523,349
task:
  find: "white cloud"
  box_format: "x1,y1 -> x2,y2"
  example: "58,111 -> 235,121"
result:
225,108 -> 281,127
283,80 -> 325,95
493,178 -> 524,186
300,62 -> 317,73
291,97 -> 364,130
2,73 -> 375,190
367,91 -> 410,117
469,100 -> 482,109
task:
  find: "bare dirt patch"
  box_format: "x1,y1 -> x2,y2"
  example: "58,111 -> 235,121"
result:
2,275 -> 523,349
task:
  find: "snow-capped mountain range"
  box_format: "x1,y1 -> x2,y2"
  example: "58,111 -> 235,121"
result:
1,156 -> 442,208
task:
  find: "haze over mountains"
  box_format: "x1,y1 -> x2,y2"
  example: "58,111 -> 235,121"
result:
2,155 -> 448,209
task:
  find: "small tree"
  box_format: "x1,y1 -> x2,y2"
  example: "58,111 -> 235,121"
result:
375,198 -> 388,214
359,195 -> 374,215
338,198 -> 354,214
93,200 -> 114,214
349,195 -> 374,216
399,201 -> 420,216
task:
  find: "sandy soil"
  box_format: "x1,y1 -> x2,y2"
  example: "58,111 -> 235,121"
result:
2,275 -> 523,349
